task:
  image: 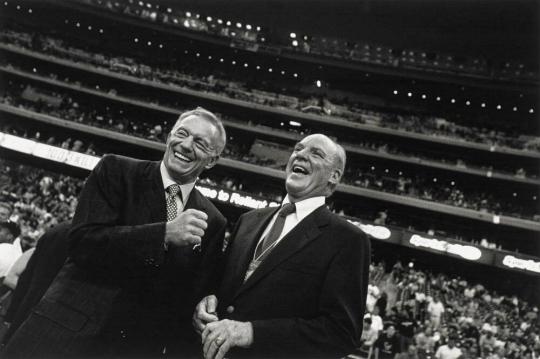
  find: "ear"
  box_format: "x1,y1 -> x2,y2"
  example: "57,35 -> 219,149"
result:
204,155 -> 220,169
328,167 -> 343,186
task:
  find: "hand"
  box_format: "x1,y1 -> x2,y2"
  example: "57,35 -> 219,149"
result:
202,319 -> 253,359
165,209 -> 208,247
193,295 -> 219,334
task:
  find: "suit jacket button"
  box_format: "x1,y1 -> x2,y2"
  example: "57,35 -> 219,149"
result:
226,306 -> 234,314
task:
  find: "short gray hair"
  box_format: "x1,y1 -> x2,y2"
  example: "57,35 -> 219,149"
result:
174,107 -> 227,155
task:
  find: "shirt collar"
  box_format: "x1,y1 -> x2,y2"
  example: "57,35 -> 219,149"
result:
160,161 -> 196,203
283,194 -> 325,222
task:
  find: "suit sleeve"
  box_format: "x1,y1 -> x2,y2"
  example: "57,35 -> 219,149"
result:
250,227 -> 371,357
68,155 -> 166,277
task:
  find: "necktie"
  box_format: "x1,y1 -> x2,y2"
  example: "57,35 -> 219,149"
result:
166,184 -> 182,221
254,202 -> 296,258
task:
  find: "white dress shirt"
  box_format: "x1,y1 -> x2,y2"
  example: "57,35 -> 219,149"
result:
257,195 -> 326,249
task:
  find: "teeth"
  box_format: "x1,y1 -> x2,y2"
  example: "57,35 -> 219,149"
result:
292,165 -> 308,174
174,151 -> 192,162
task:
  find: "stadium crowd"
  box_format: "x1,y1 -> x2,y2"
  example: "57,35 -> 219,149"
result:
1,29 -> 538,153
0,160 -> 538,358
0,110 -> 533,254
1,82 -> 538,223
358,261 -> 540,359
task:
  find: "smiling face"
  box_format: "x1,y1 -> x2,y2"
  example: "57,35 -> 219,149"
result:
285,134 -> 344,202
163,114 -> 221,184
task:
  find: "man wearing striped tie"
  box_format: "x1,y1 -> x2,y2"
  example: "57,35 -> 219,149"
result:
4,107 -> 228,358
194,134 -> 371,359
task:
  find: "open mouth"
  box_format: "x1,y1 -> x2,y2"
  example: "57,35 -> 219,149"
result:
174,151 -> 193,163
292,164 -> 309,175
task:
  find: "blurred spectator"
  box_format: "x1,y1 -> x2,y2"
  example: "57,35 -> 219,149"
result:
427,295 -> 445,329
359,317 -> 379,356
434,336 -> 462,359
373,324 -> 402,359
0,221 -> 22,278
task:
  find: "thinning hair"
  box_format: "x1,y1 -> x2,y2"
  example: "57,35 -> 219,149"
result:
174,107 -> 227,155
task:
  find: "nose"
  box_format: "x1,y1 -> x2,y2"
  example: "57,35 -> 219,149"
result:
179,136 -> 194,152
295,147 -> 309,160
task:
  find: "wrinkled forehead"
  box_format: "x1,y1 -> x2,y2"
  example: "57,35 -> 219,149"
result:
172,115 -> 219,139
298,134 -> 338,154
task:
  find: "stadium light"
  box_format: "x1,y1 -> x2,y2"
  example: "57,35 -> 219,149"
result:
28,8 -> 32,13
219,58 -> 224,62
481,103 -> 486,108
496,105 -> 502,110
293,73 -> 298,78
226,21 -> 231,26
246,24 -> 252,30
232,60 -> 236,65
256,66 -> 260,70
530,108 -> 535,113
393,90 -> 398,95
407,92 -> 412,97
208,55 -> 212,60
99,29 -> 104,34
451,98 -> 456,103
217,19 -> 223,24
88,26 -> 92,30
167,8 -> 172,13
513,107 -> 518,112
76,22 -> 80,27
186,11 -> 191,17
466,101 -> 471,106
236,22 -> 242,28
436,97 -> 441,101
256,26 -> 261,31
244,63 -> 248,68
421,94 -> 426,99
292,40 -> 298,47
207,16 -> 212,21
268,68 -> 273,72
134,38 -> 139,42
316,80 -> 322,88
290,32 -> 296,39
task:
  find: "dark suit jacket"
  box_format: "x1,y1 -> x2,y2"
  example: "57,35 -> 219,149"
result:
217,204 -> 371,359
4,154 -> 227,358
2,222 -> 71,344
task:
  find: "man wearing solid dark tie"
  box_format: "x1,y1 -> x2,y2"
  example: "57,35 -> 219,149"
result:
4,107 -> 228,357
193,134 -> 371,359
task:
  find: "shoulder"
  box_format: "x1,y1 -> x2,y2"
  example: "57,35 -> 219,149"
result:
96,154 -> 157,176
192,188 -> 227,226
328,211 -> 369,244
238,206 -> 275,224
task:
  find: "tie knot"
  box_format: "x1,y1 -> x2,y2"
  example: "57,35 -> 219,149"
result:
167,184 -> 181,198
278,203 -> 296,218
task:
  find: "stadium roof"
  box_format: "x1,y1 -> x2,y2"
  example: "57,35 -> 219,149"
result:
168,0 -> 539,67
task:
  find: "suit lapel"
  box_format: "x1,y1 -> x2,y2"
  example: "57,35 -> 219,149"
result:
227,208 -> 278,298
233,206 -> 331,299
141,161 -> 166,223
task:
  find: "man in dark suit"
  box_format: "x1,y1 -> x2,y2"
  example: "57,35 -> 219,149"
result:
194,134 -> 371,359
4,107 -> 228,357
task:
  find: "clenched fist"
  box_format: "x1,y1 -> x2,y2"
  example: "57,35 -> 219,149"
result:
165,208 -> 208,248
